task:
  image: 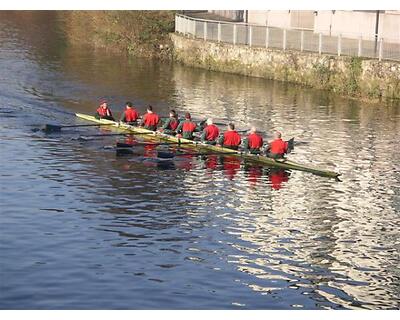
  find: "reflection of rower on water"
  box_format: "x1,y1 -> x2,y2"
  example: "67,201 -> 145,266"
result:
120,101 -> 139,125
176,112 -> 198,140
269,169 -> 290,190
222,156 -> 241,180
142,105 -> 160,131
201,118 -> 220,145
244,126 -> 264,154
217,123 -> 241,150
265,131 -> 289,159
159,109 -> 179,135
95,99 -> 115,121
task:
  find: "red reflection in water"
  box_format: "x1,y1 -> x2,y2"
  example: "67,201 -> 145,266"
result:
143,144 -> 157,157
124,135 -> 136,145
269,169 -> 290,190
222,156 -> 241,180
205,155 -> 218,171
247,166 -> 263,186
175,154 -> 194,171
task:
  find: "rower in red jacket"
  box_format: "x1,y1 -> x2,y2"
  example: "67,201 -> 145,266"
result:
217,123 -> 241,150
176,112 -> 197,140
244,126 -> 264,154
201,118 -> 220,144
142,105 -> 160,131
120,101 -> 139,125
159,109 -> 180,135
266,131 -> 288,159
95,99 -> 114,121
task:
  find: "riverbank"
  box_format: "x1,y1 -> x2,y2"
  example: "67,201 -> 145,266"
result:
171,33 -> 400,102
61,11 -> 175,59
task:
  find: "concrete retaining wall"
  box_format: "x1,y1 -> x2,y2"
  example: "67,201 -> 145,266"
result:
171,33 -> 400,101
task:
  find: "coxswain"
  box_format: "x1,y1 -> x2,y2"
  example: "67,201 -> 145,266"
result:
120,101 -> 139,125
142,105 -> 160,131
95,99 -> 114,121
200,118 -> 220,144
176,112 -> 197,140
244,126 -> 264,154
159,109 -> 180,135
266,131 -> 288,159
217,123 -> 241,150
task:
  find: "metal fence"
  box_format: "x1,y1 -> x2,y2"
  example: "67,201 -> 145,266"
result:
175,14 -> 400,62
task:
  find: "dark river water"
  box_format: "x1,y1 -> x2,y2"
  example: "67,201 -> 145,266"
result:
0,12 -> 399,309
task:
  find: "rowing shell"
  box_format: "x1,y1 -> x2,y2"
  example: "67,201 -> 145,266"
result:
75,113 -> 341,179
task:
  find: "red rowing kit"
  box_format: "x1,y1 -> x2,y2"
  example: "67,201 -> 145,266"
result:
124,108 -> 139,122
143,113 -> 160,127
96,106 -> 113,118
182,120 -> 197,133
222,130 -> 241,147
269,138 -> 288,156
247,133 -> 263,149
203,124 -> 219,141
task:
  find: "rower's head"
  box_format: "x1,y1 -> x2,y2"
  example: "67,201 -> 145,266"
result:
273,131 -> 282,139
250,126 -> 257,134
228,123 -> 235,131
169,109 -> 177,118
126,101 -> 133,109
206,118 -> 213,125
147,105 -> 153,113
99,99 -> 107,108
185,112 -> 191,120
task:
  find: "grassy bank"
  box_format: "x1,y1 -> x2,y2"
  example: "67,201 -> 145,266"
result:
61,11 -> 175,58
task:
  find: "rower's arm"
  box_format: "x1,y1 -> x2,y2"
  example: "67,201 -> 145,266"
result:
176,121 -> 184,133
243,138 -> 249,150
200,128 -> 207,141
217,134 -> 224,145
161,118 -> 170,129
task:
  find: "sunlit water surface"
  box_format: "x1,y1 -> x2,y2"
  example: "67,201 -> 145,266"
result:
0,12 -> 399,309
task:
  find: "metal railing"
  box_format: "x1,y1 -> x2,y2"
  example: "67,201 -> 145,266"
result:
175,14 -> 400,61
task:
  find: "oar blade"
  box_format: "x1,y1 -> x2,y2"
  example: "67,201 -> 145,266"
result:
43,124 -> 62,132
287,137 -> 295,153
116,142 -> 135,148
157,151 -> 175,159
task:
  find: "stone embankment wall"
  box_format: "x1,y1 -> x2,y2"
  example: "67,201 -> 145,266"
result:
171,33 -> 400,101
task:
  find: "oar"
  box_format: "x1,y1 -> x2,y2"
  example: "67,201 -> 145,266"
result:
43,123 -> 114,133
73,132 -> 154,140
287,137 -> 295,153
157,150 -> 238,159
116,141 -> 193,148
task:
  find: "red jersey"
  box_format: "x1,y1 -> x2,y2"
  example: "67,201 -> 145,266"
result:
247,133 -> 264,149
96,106 -> 112,118
223,130 -> 241,147
182,120 -> 197,132
124,108 -> 139,122
203,124 -> 220,141
143,112 -> 160,127
169,119 -> 179,131
270,138 -> 288,155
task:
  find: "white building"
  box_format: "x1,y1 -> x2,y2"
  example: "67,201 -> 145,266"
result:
208,10 -> 400,41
